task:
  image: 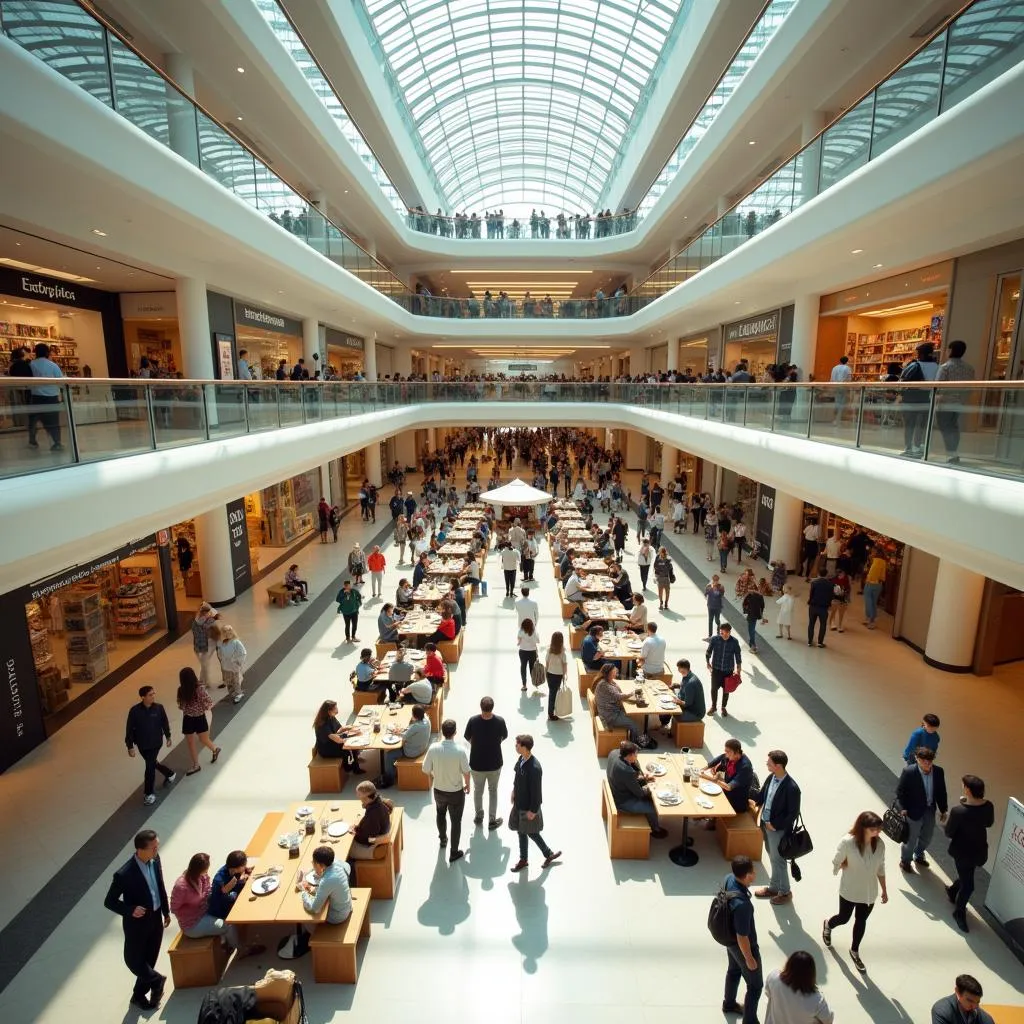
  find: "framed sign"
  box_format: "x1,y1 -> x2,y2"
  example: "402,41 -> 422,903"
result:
214,332 -> 234,380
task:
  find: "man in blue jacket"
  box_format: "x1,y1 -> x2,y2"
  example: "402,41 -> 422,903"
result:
705,623 -> 742,717
895,747 -> 948,872
124,686 -> 176,806
750,750 -> 801,905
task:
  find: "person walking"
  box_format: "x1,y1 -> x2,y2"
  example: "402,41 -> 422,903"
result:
800,520 -> 821,581
103,829 -> 171,1010
522,531 -> 539,582
27,342 -> 65,450
764,951 -> 834,1024
718,528 -> 732,573
822,811 -> 888,974
191,603 -> 219,687
348,542 -> 367,586
394,515 -> 410,564
124,686 -> 176,805
742,589 -> 766,654
934,340 -> 976,464
704,516 -> 719,561
517,618 -> 540,692
653,546 -> 674,610
750,750 -> 801,905
367,545 -> 386,599
704,575 -> 725,640
896,746 -> 948,872
176,667 -> 220,776
806,568 -> 832,648
212,623 -> 247,704
828,569 -> 852,632
318,497 -> 330,543
706,623 -> 742,717
500,541 -> 520,598
543,630 -> 568,721
329,504 -> 341,542
637,538 -> 653,591
422,719 -> 471,863
862,547 -> 887,629
943,774 -> 994,933
775,585 -> 795,640
463,697 -> 508,830
830,355 -> 853,423
721,855 -> 763,1024
336,579 -> 362,642
899,341 -> 939,456
510,734 -> 561,872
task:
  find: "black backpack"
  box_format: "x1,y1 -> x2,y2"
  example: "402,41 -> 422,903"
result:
708,887 -> 738,946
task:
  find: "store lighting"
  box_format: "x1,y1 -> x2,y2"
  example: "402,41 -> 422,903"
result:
873,263 -> 884,269
748,140 -> 756,145
861,301 -> 935,317
851,248 -> 864,254
237,66 -> 245,73
91,228 -> 107,236
0,258 -> 94,283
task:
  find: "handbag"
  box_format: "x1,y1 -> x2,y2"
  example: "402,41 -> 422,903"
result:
509,807 -> 544,834
722,672 -> 742,693
530,659 -> 546,688
778,812 -> 814,861
554,684 -> 573,718
883,800 -> 910,843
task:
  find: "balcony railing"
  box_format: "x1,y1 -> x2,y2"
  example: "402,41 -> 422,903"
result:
2,380 -> 1021,484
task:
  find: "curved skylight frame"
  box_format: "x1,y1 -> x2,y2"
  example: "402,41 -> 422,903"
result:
360,0 -> 689,214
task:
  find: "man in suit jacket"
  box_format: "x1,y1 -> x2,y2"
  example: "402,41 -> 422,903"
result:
931,973 -> 995,1024
510,734 -> 561,872
749,750 -> 801,905
104,829 -> 170,1009
896,746 -> 948,872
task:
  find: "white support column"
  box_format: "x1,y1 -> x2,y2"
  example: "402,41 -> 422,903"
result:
788,293 -> 820,379
661,444 -> 678,489
395,429 -> 417,471
712,464 -> 724,506
176,278 -> 213,378
428,427 -> 436,450
194,508 -> 236,606
164,53 -> 199,165
394,346 -> 413,379
924,562 -> 985,671
364,334 -> 378,381
302,317 -> 321,375
801,111 -> 828,146
768,490 -> 804,571
626,430 -> 647,471
666,337 -> 680,373
717,195 -> 731,219
363,444 -> 382,489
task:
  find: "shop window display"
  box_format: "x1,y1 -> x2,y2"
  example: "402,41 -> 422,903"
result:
242,470 -> 319,577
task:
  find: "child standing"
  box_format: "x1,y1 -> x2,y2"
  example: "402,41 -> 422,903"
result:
902,714 -> 940,764
775,585 -> 795,640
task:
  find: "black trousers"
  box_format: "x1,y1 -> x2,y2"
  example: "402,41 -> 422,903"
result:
503,569 -> 517,595
28,394 -> 62,446
342,612 -> 358,639
807,607 -> 828,644
710,668 -> 733,710
139,746 -> 173,796
434,787 -> 465,852
522,557 -> 535,581
123,911 -> 164,1000
950,859 -> 977,916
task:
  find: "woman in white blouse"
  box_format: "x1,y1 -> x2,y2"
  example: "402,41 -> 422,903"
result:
517,617 -> 540,692
822,810 -> 888,974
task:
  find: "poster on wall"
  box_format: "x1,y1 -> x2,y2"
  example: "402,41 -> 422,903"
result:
755,485 -> 776,561
985,797 -> 1024,956
226,498 -> 253,595
215,333 -> 234,380
0,589 -> 47,774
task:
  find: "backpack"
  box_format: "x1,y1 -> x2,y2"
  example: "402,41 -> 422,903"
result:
708,887 -> 738,946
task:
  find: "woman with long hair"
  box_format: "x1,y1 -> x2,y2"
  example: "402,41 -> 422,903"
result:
652,546 -> 674,610
823,810 -> 888,974
176,667 -> 220,776
517,617 -> 539,692
544,631 -> 568,721
212,623 -> 247,704
312,700 -> 361,774
764,950 -> 834,1023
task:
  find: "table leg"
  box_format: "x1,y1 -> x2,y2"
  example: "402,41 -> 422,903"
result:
669,817 -> 699,867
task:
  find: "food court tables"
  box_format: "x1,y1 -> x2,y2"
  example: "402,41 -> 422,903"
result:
397,608 -> 441,639
345,704 -> 416,776
437,542 -> 472,557
617,675 -> 680,735
412,582 -> 450,605
598,630 -> 643,678
564,529 -> 592,541
641,754 -> 735,867
579,575 -> 616,596
373,648 -> 427,680
583,599 -> 631,624
562,541 -> 596,554
445,530 -> 476,541
573,557 -> 614,573
424,558 -> 470,579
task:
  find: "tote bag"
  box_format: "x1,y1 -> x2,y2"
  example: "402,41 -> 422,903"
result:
883,800 -> 910,844
554,684 -> 573,718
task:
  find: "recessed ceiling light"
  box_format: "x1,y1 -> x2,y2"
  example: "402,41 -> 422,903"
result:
851,248 -> 864,254
236,66 -> 245,73
91,228 -> 107,236
748,140 -> 756,146
873,263 -> 883,269
344,190 -> 349,194
734,301 -> 741,305
236,115 -> 243,121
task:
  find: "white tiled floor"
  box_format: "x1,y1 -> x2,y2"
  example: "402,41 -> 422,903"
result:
0,461 -> 1022,1024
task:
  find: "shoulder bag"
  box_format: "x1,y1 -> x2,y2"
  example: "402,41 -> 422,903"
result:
554,683 -> 573,718
883,799 -> 910,843
778,812 -> 814,862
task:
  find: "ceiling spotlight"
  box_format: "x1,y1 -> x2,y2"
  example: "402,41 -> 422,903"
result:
851,248 -> 864,255
748,140 -> 756,146
873,263 -> 883,269
236,115 -> 243,121
236,66 -> 245,73
91,228 -> 107,236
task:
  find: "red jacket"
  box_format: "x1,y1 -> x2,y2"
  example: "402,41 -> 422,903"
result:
425,651 -> 445,679
367,552 -> 386,572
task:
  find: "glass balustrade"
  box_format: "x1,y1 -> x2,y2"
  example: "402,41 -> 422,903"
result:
2,380 -> 1021,484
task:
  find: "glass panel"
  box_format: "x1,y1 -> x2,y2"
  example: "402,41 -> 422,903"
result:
75,383 -> 152,461
108,37 -> 170,148
870,34 -> 944,160
205,384 -> 247,440
196,111 -> 256,199
808,385 -> 860,448
278,383 -> 303,426
858,384 -> 929,458
775,383 -> 811,437
818,94 -> 875,192
742,386 -> 774,431
152,382 -> 206,448
963,387 -> 1024,478
0,381 -> 75,475
244,385 -> 279,432
301,383 -> 322,422
941,0 -> 1024,113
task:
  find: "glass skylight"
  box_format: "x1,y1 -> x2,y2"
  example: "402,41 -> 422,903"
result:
360,0 -> 690,214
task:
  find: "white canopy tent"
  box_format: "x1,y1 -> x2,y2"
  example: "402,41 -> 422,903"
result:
478,478 -> 553,519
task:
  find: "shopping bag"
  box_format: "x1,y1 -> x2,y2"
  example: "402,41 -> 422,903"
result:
723,672 -> 742,693
554,685 -> 573,718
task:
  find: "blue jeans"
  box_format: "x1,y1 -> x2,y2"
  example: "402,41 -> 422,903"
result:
617,795 -> 659,830
518,830 -> 553,861
185,913 -> 240,949
763,825 -> 791,894
901,810 -> 936,863
746,617 -> 758,648
724,943 -> 763,1023
864,582 -> 883,623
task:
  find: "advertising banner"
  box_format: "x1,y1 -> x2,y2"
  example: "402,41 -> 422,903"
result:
226,499 -> 253,595
755,485 -> 776,560
985,797 -> 1024,955
0,589 -> 47,773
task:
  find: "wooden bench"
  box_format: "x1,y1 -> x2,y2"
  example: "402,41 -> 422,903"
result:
374,641 -> 397,660
437,632 -> 463,665
352,809 -> 404,899
352,689 -> 381,714
167,931 -> 230,988
671,719 -> 706,750
308,747 -> 346,793
985,1007 -> 1024,1023
426,689 -> 444,732
587,689 -> 628,758
558,584 -> 574,620
309,888 -> 372,984
267,584 -> 292,608
246,811 -> 284,856
395,755 -> 429,791
576,657 -> 599,698
716,810 -> 764,860
569,624 -> 585,651
601,779 -> 651,859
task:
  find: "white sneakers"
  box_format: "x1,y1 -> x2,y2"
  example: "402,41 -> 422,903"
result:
233,693 -> 245,704
143,794 -> 156,805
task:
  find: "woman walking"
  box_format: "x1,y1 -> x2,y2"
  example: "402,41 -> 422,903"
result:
544,631 -> 568,722
348,543 -> 367,586
764,951 -> 834,1024
367,545 -> 386,599
829,569 -> 852,632
653,546 -> 674,611
213,623 -> 247,705
176,667 -> 220,775
717,529 -> 732,572
394,515 -> 410,564
636,538 -> 653,591
329,504 -> 341,542
517,617 -> 539,692
823,810 -> 888,974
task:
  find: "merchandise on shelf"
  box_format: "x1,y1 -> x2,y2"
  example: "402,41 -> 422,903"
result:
845,318 -> 944,381
61,590 -> 109,680
114,579 -> 158,636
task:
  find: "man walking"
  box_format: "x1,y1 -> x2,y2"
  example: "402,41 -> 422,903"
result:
124,686 -> 176,806
830,354 -> 853,422
934,340 -> 976,464
750,750 -> 801,905
896,747 -> 948,873
191,603 -> 218,686
423,719 -> 470,863
104,829 -> 170,1010
807,567 -> 833,648
721,855 -> 763,1023
510,734 -> 561,872
515,586 -> 539,628
800,519 -> 821,580
463,697 -> 508,830
706,623 -> 742,717
944,774 -> 994,933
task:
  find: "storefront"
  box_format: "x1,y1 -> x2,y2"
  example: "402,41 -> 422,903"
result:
0,534 -> 176,770
325,328 -> 364,379
234,303 -> 303,380
120,292 -> 182,376
678,330 -> 714,377
242,469 -> 321,574
721,309 -> 784,379
719,469 -> 759,524
816,262 -> 952,381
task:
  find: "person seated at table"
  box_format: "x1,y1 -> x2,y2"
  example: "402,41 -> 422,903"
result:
396,578 -> 415,611
284,846 -> 352,958
423,642 -> 447,689
564,568 -> 585,606
170,852 -> 264,957
207,850 -> 255,925
594,529 -> 612,557
397,671 -> 435,707
442,597 -> 463,636
606,740 -> 668,838
593,664 -> 640,743
639,622 -> 667,677
348,780 -> 395,858
626,593 -> 648,634
284,563 -> 309,603
381,704 -> 432,786
612,567 -> 633,609
658,660 -> 706,733
313,699 -> 362,773
378,603 -> 404,644
353,648 -> 388,704
559,547 -> 576,581
449,578 -> 467,625
412,553 -> 431,589
580,625 -> 621,673
701,738 -> 755,814
423,605 -> 457,647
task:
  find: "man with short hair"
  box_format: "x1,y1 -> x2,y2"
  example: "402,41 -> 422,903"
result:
896,746 -> 948,872
750,750 -> 801,905
830,354 -> 853,422
27,342 -> 64,450
660,659 -> 706,732
515,586 -> 539,628
383,704 -> 431,785
721,854 -> 762,1023
423,719 -> 470,863
931,974 -> 994,1024
807,567 -> 833,648
563,567 -> 584,605
463,697 -> 508,830
236,349 -> 254,380
207,850 -> 254,922
279,844 -> 354,960
606,740 -> 668,838
935,339 -> 976,464
639,622 -> 667,676
104,829 -> 170,1010
581,625 -> 619,673
124,686 -> 176,806
510,734 -> 561,871
706,623 -> 742,717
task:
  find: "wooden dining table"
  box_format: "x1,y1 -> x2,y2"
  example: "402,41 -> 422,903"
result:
617,675 -> 681,735
397,608 -> 442,638
437,542 -> 472,556
583,599 -> 631,624
573,557 -> 614,573
424,557 -> 470,579
598,631 -> 644,677
639,754 -> 735,867
412,583 -> 450,604
445,530 -> 477,541
344,703 -> 415,749
373,648 -> 427,679
579,575 -> 616,595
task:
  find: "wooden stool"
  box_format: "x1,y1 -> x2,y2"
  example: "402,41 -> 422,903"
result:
308,749 -> 346,793
352,690 -> 380,714
267,584 -> 291,608
716,811 -> 764,860
167,932 -> 229,988
672,720 -> 706,749
395,756 -> 428,790
601,780 -> 650,859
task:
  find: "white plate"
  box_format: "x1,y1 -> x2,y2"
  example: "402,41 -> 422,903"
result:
357,709 -> 373,718
296,805 -> 314,817
700,781 -> 723,796
327,821 -> 349,837
251,875 -> 280,895
347,735 -> 370,747
658,699 -> 676,708
696,798 -> 715,810
656,789 -> 682,804
645,763 -> 667,776
381,735 -> 401,745
304,870 -> 319,887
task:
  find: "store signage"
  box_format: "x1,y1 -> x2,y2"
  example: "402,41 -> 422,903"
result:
0,590 -> 47,774
27,536 -> 156,602
226,498 -> 253,595
508,363 -> 538,372
234,303 -> 302,336
326,328 -> 364,351
19,276 -> 77,303
724,310 -> 779,343
985,797 -> 1024,955
0,267 -> 115,313
755,484 -> 776,559
215,333 -> 234,380
120,292 -> 177,319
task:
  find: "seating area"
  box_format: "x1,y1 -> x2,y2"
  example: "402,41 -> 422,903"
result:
600,779 -> 651,859
586,689 -> 628,757
308,748 -> 347,793
267,584 -> 293,608
715,810 -> 764,860
309,889 -> 373,984
351,809 -> 404,899
394,755 -> 429,790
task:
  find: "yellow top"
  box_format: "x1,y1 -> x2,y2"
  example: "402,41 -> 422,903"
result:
866,557 -> 887,584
